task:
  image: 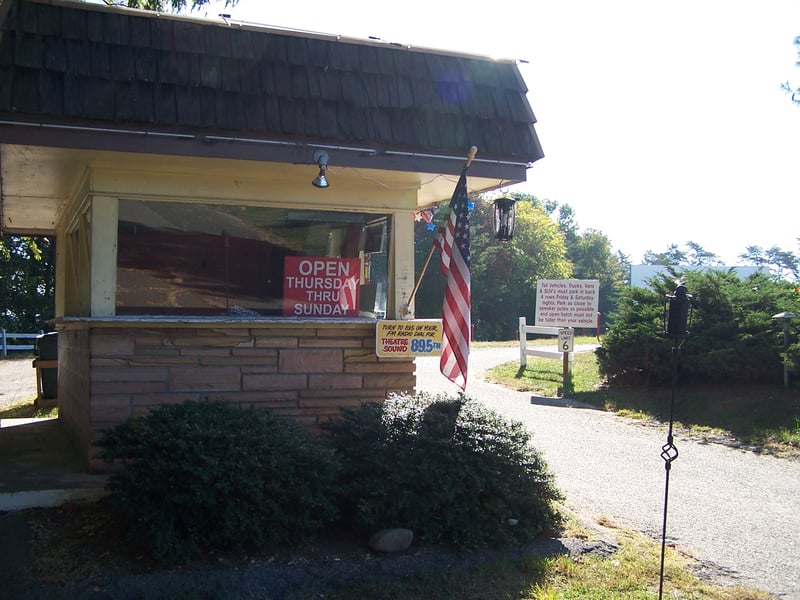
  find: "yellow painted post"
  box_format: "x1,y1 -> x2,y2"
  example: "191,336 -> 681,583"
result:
392,209 -> 416,319
90,196 -> 119,317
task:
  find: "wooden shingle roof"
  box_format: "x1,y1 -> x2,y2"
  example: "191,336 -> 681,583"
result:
0,0 -> 543,180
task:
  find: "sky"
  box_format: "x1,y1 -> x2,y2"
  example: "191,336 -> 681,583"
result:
190,0 -> 800,265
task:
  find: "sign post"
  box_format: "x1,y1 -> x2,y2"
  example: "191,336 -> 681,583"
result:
558,327 -> 574,392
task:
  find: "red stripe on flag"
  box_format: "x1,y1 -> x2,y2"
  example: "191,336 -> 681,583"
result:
434,167 -> 471,390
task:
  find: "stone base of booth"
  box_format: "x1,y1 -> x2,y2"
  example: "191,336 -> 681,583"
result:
57,319 -> 415,472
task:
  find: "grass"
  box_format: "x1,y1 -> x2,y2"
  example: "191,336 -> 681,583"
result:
295,541 -> 758,599
0,397 -> 58,419
526,525 -> 772,600
483,335 -> 601,396
574,384 -> 800,456
485,352 -> 600,397
484,343 -> 800,459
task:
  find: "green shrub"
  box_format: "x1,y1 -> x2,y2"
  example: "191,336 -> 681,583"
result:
95,401 -> 339,564
324,393 -> 563,549
597,271 -> 800,385
595,283 -> 670,383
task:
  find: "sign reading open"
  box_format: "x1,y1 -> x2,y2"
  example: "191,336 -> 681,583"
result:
283,257 -> 361,317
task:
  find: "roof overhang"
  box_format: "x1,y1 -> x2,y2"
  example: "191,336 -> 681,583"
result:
0,0 -> 542,235
1,120 -> 529,235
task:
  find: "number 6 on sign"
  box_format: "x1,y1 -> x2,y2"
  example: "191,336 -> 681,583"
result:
558,328 -> 574,353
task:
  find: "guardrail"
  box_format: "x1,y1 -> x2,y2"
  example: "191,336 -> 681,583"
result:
518,317 -> 573,368
1,328 -> 43,357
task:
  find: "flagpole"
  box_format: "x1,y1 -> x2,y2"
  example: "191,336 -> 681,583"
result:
402,146 -> 477,317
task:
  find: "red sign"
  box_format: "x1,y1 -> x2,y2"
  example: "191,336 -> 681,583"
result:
283,257 -> 361,317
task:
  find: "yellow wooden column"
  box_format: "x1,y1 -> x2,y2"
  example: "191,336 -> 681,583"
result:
391,209 -> 416,319
89,196 -> 119,317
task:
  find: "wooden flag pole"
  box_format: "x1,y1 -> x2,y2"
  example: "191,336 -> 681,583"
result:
402,146 -> 477,317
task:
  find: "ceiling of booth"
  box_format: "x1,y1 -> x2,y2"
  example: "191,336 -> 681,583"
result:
0,143 -> 514,234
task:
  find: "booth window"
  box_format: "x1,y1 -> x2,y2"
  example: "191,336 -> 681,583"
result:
115,200 -> 390,317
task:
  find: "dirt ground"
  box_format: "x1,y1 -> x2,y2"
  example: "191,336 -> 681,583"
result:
0,356 -> 38,409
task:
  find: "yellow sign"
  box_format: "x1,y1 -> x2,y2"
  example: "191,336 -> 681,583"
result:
376,320 -> 443,357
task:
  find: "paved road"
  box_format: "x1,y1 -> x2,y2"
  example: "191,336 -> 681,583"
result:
416,347 -> 800,600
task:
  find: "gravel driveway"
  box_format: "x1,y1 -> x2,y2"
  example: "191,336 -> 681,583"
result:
0,356 -> 37,409
416,347 -> 800,600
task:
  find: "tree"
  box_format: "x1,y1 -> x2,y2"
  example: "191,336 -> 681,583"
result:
412,194 -> 571,340
555,203 -> 579,247
643,243 -> 688,266
739,244 -> 800,281
0,236 -> 55,332
104,0 -> 237,12
781,35 -> 800,105
685,241 -> 721,266
642,242 -> 800,281
568,229 -> 628,330
470,196 -> 571,340
643,241 -> 721,267
597,270 -> 800,385
414,192 -> 639,339
548,199 -> 628,331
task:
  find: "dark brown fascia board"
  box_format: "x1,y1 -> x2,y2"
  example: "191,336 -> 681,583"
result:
0,118 -> 531,181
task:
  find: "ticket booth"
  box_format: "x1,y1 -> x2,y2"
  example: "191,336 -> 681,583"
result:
0,0 -> 543,469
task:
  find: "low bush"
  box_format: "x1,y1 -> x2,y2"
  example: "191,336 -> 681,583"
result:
597,270 -> 800,385
95,401 -> 339,564
324,393 -> 564,549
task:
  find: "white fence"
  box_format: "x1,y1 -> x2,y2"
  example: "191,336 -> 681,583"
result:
518,317 -> 573,369
1,329 -> 43,357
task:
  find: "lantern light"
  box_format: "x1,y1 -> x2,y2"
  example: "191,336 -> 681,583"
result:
493,196 -> 517,241
663,283 -> 692,340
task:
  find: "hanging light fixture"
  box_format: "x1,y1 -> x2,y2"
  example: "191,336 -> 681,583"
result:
312,150 -> 329,188
493,196 -> 517,241
663,282 -> 692,340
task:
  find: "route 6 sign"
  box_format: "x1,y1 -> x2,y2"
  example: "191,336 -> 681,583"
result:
558,328 -> 574,353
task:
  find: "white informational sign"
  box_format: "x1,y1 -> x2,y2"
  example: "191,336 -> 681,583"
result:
558,328 -> 574,353
535,279 -> 600,328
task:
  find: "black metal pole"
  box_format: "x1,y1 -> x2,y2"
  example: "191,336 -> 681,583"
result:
658,341 -> 681,599
659,283 -> 690,599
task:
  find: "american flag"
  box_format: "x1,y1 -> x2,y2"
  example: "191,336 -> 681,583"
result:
435,166 -> 471,390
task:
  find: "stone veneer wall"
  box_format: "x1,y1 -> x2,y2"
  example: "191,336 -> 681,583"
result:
57,320 -> 415,471
58,324 -> 91,458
